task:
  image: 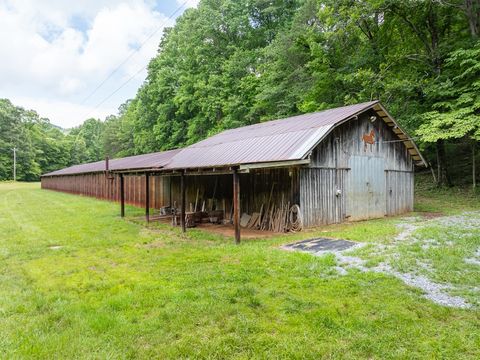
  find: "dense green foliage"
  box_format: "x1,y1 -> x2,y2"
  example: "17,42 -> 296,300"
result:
106,0 -> 480,186
0,99 -> 66,181
0,99 -> 107,181
1,0 -> 479,183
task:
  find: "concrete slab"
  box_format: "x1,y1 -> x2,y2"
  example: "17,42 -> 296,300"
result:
283,237 -> 357,253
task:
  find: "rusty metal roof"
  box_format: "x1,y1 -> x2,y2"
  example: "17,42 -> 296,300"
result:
42,149 -> 181,176
165,101 -> 380,169
42,100 -> 426,177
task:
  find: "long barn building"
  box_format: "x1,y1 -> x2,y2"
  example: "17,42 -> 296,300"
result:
42,101 -> 426,240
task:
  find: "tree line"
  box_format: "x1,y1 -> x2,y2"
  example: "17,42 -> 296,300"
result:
1,0 -> 479,186
0,99 -> 106,181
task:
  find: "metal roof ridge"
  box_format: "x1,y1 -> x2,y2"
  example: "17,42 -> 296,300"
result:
184,101 -> 379,149
183,127 -> 321,149
224,100 -> 378,130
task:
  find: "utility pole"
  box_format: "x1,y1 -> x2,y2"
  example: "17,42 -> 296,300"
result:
13,147 -> 16,181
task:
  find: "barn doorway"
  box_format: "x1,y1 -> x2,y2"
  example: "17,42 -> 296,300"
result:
347,156 -> 386,220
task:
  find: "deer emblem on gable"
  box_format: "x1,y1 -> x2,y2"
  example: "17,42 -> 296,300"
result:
362,129 -> 376,152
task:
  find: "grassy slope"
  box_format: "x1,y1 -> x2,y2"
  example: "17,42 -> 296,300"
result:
0,182 -> 478,359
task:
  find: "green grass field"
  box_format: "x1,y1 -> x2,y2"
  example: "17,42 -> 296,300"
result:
0,182 -> 479,359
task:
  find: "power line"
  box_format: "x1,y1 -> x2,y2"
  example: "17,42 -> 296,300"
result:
86,66 -> 146,119
80,0 -> 190,106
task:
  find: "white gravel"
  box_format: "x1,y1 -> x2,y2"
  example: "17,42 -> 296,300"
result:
465,248 -> 480,266
319,249 -> 472,308
307,214 -> 480,309
394,222 -> 419,242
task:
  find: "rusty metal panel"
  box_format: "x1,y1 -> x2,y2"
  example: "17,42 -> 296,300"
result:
40,173 -> 172,210
42,149 -> 180,177
165,101 -> 379,169
347,156 -> 386,220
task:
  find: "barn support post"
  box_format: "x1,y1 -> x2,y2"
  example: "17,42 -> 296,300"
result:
120,174 -> 125,218
145,173 -> 150,222
181,172 -> 186,233
233,168 -> 241,244
169,176 -> 172,207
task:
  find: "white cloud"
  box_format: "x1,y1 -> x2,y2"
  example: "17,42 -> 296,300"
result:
10,96 -> 117,129
0,0 -> 176,127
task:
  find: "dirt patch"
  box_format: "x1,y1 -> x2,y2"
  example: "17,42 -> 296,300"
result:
88,266 -> 103,272
395,222 -> 420,242
420,212 -> 444,219
135,216 -> 279,239
195,223 -> 279,239
142,241 -> 166,249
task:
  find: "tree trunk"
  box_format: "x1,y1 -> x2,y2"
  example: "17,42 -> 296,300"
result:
436,139 -> 453,187
473,141 -> 477,190
465,0 -> 480,38
436,143 -> 441,186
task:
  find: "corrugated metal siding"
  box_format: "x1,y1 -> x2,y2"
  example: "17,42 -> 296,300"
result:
347,156 -> 386,220
41,173 -> 171,208
299,168 -> 346,227
386,170 -> 414,215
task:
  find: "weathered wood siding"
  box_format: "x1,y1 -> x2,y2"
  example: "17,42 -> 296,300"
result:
301,109 -> 414,226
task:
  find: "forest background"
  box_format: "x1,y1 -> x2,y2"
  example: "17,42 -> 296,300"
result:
1,0 -> 479,187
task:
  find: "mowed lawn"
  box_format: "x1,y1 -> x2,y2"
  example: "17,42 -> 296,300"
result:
0,182 -> 479,359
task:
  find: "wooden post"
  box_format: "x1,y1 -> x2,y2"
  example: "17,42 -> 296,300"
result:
233,168 -> 240,244
169,176 -> 172,207
120,174 -> 125,218
181,172 -> 186,233
145,173 -> 150,222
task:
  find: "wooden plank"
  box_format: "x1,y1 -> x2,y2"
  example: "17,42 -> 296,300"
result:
181,172 -> 186,233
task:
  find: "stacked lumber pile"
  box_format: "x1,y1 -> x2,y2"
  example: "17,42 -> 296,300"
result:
243,202 -> 303,233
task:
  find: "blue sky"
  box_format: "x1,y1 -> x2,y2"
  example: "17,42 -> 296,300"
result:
0,0 -> 199,128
